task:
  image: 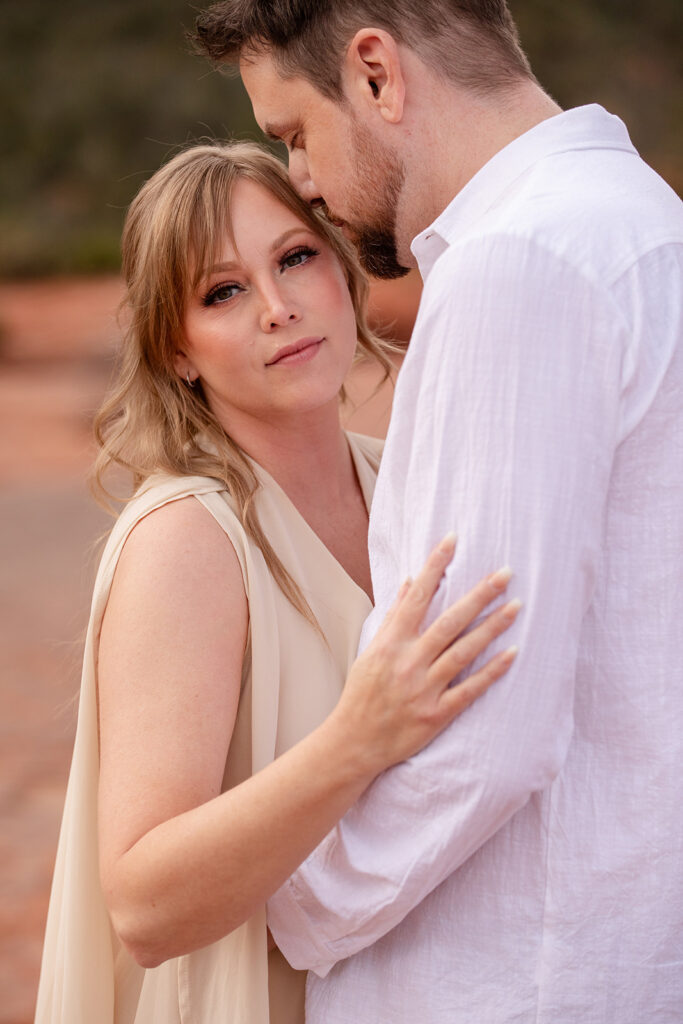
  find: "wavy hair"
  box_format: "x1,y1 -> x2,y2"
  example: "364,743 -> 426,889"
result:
93,141 -> 396,624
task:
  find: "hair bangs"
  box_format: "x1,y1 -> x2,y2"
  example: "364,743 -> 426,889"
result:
188,160 -> 240,294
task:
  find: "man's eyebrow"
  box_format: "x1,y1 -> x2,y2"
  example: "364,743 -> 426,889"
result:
264,123 -> 283,141
264,122 -> 296,143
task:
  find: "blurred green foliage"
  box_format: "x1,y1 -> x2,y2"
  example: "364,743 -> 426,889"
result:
1,0 -> 680,276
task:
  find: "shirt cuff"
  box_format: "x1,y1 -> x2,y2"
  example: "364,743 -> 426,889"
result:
267,876 -> 338,978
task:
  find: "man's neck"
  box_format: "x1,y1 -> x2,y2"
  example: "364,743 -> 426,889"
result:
398,78 -> 562,255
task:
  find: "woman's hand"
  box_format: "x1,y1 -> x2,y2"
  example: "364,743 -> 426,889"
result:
332,535 -> 519,777
99,511 -> 516,967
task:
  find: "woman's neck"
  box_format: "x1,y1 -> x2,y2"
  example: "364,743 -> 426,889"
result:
222,403 -> 373,598
223,403 -> 358,513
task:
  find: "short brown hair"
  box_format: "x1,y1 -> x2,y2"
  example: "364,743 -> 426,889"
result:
194,0 -> 534,99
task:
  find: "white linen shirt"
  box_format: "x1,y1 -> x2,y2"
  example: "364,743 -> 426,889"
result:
267,105 -> 683,1023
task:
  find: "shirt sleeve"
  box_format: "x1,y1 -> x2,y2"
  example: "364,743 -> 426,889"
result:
267,233 -> 627,976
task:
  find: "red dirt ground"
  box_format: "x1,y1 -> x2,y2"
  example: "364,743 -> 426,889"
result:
0,272 -> 419,1023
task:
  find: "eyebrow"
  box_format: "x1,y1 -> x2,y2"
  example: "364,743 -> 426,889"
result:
264,121 -> 298,144
202,228 -> 311,277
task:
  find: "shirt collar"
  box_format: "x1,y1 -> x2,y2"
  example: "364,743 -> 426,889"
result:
411,104 -> 637,280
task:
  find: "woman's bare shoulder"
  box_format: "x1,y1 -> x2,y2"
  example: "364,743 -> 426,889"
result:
122,495 -> 240,562
110,495 -> 247,620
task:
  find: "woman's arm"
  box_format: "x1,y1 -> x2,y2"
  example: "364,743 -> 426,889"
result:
98,497 -> 517,968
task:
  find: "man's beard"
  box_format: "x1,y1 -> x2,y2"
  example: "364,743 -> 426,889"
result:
332,120 -> 410,280
355,222 -> 410,280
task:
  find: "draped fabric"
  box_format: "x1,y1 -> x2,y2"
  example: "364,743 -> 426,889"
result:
35,432 -> 381,1024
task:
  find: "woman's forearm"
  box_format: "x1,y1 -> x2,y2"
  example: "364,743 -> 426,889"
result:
103,532 -> 516,968
105,707 -> 375,967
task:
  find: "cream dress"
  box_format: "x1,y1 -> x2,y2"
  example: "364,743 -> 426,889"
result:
35,431 -> 382,1024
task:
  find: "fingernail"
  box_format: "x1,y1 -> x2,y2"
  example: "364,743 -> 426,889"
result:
438,532 -> 457,552
503,597 -> 522,618
489,565 -> 513,589
502,644 -> 519,662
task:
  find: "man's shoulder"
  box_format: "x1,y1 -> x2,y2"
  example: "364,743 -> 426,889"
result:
431,152 -> 683,298
511,148 -> 677,260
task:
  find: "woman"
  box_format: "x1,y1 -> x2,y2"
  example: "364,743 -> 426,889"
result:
35,142 -> 519,1024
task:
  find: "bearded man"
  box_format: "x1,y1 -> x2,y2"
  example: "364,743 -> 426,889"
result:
194,3 -> 683,1021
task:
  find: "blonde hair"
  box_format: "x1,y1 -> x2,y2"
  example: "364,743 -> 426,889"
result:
93,141 -> 395,624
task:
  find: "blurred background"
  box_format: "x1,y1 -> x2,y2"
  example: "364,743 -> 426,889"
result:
0,1 -> 680,1020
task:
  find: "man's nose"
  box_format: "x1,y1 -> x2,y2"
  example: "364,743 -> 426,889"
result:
288,150 -> 321,206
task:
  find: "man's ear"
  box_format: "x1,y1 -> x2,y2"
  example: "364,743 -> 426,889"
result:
344,29 -> 406,124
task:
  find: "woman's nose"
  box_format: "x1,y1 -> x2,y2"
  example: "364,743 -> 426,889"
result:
259,285 -> 301,333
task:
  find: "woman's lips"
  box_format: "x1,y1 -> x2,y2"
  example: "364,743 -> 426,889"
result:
266,337 -> 324,366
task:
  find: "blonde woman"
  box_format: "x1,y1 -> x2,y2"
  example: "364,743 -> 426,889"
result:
35,142 -> 519,1024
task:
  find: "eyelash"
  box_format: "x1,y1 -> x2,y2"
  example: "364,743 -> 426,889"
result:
201,245 -> 320,307
280,244 -> 319,269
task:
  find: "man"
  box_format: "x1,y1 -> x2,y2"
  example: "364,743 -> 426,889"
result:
195,3 -> 683,1021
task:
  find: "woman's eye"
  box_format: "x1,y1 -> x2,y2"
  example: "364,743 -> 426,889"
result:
280,246 -> 319,271
203,282 -> 242,306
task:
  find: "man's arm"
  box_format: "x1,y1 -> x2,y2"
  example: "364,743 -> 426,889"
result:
268,235 -> 626,975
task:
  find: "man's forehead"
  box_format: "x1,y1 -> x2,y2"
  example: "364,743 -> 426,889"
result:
240,49 -> 278,86
241,52 -> 314,128
241,52 -> 294,101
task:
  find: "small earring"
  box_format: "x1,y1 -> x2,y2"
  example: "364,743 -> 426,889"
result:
186,371 -> 196,389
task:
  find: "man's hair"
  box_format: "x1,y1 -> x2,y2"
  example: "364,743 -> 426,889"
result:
194,0 -> 534,99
